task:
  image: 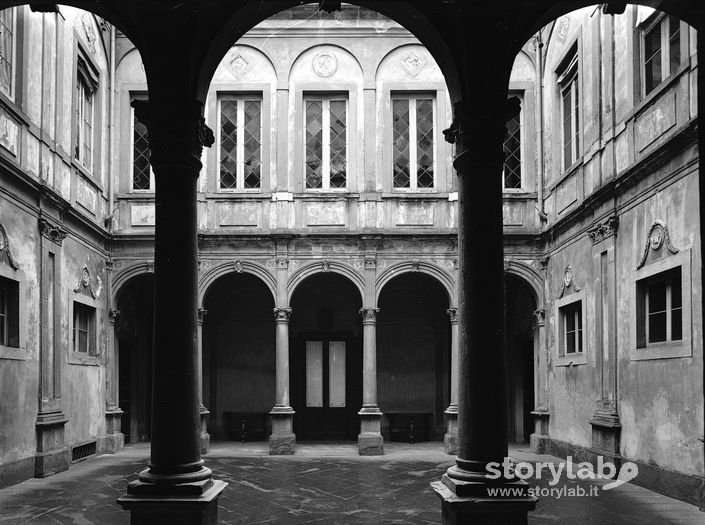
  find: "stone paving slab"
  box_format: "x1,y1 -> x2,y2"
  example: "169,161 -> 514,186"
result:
0,443 -> 702,524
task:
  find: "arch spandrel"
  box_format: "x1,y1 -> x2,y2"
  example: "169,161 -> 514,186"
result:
112,262 -> 154,305
287,261 -> 365,305
375,261 -> 456,306
503,260 -> 544,308
198,261 -> 277,305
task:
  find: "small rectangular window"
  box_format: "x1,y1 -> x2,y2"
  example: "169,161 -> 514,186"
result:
559,300 -> 583,356
0,8 -> 15,98
503,113 -> 522,190
392,94 -> 435,190
305,95 -> 347,190
73,302 -> 96,356
219,97 -> 262,190
0,275 -> 19,348
637,267 -> 682,347
642,15 -> 682,97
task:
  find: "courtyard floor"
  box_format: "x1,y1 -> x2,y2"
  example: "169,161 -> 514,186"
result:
0,442 -> 702,524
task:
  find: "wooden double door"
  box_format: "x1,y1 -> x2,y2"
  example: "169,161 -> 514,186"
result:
292,334 -> 362,440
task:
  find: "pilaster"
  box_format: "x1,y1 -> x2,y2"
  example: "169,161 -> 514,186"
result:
104,308 -> 125,454
197,307 -> 210,454
444,307 -> 459,455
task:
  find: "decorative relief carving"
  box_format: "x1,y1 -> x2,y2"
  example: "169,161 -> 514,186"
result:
558,265 -> 581,298
595,398 -> 618,414
74,265 -> 102,299
197,307 -> 208,324
273,307 -> 292,321
588,216 -> 619,245
353,259 -> 364,270
146,261 -> 155,273
411,260 -> 420,272
228,54 -> 250,76
359,307 -> 379,322
81,13 -> 97,54
276,258 -> 288,269
0,223 -> 19,270
313,53 -> 337,77
636,220 -> 680,270
364,257 -> 376,270
533,308 -> 546,327
401,52 -> 426,77
322,260 -> 330,272
556,16 -> 570,43
539,255 -> 550,270
108,309 -> 121,325
233,259 -> 244,273
105,259 -> 114,273
38,217 -> 67,246
446,307 -> 458,324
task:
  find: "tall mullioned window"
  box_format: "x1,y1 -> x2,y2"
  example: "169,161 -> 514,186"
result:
642,15 -> 681,96
75,55 -> 98,171
219,97 -> 262,190
503,113 -> 521,190
392,95 -> 434,190
558,51 -> 579,171
0,8 -> 14,98
305,95 -> 347,190
132,112 -> 151,191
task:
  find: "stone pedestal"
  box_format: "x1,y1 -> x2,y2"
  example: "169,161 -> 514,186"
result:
529,409 -> 549,454
200,407 -> 210,455
104,407 -> 125,454
358,407 -> 384,455
444,407 -> 458,455
118,479 -> 227,525
269,408 -> 295,455
444,307 -> 459,455
590,404 -> 621,461
35,413 -> 69,478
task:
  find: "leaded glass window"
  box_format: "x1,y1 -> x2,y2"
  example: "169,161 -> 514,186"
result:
219,97 -> 262,190
558,52 -> 579,171
132,111 -> 151,190
642,15 -> 681,97
0,9 -> 14,98
75,56 -> 97,171
503,114 -> 521,189
305,96 -> 347,190
392,95 -> 435,190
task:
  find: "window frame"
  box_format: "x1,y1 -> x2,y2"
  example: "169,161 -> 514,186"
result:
68,292 -> 101,365
390,92 -> 438,192
303,92 -> 349,192
0,257 -> 26,361
554,290 -> 587,366
74,51 -> 99,176
502,100 -> 523,192
557,49 -> 580,173
631,249 -> 691,360
0,7 -> 17,101
217,94 -> 263,193
130,104 -> 154,192
639,13 -> 683,98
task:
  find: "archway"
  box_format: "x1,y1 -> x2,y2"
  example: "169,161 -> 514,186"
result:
115,273 -> 154,444
202,272 -> 276,441
377,272 -> 450,442
504,274 -> 538,444
289,272 -> 363,440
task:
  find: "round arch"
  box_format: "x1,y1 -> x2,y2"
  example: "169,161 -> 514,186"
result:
375,261 -> 455,306
199,261 -> 276,306
112,262 -> 154,306
288,43 -> 364,83
504,260 -> 544,308
287,261 -> 365,305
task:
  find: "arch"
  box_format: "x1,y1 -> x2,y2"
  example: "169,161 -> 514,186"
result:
199,261 -> 276,305
504,260 -> 544,308
375,261 -> 455,305
112,262 -> 154,305
287,261 -> 364,305
374,43 -> 445,83
211,43 -> 277,84
287,42 -> 364,83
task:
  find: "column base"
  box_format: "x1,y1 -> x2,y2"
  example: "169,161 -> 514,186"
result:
104,408 -> 125,454
530,409 -> 550,454
35,412 -> 69,478
269,406 -> 295,455
589,406 -> 621,455
444,408 -> 458,455
200,407 -> 210,455
358,407 -> 383,455
118,479 -> 227,525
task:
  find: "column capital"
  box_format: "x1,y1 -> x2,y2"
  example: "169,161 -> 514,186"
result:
447,307 -> 458,324
273,307 -> 292,321
197,307 -> 207,325
359,307 -> 379,324
130,99 -> 213,170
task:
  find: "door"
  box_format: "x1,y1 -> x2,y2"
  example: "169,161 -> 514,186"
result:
295,336 -> 360,440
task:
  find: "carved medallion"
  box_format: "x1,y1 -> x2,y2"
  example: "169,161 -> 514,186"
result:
234,259 -> 244,273
322,260 -> 330,272
636,220 -> 680,270
401,52 -> 426,77
228,54 -> 250,76
0,223 -> 18,270
559,265 -> 580,298
313,53 -> 337,77
74,264 -> 102,299
81,13 -> 97,55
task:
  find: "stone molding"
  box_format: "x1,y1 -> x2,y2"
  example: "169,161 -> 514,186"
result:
38,217 -> 67,246
73,265 -> 102,299
273,307 -> 292,321
0,223 -> 19,270
587,215 -> 619,245
359,307 -> 379,323
636,220 -> 680,270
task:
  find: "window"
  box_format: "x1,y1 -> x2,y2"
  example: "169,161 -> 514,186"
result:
219,97 -> 262,190
0,275 -> 19,348
558,50 -> 579,171
392,95 -> 435,190
559,300 -> 583,356
132,110 -> 152,191
75,55 -> 98,171
0,8 -> 15,98
637,267 -> 682,347
72,302 -> 96,356
642,15 -> 681,96
503,113 -> 521,190
305,95 -> 347,190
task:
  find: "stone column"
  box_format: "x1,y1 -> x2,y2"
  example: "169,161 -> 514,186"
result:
105,307 -> 125,453
358,307 -> 383,455
118,100 -> 225,524
431,98 -> 536,523
444,307 -> 459,455
269,307 -> 295,454
197,307 -> 210,454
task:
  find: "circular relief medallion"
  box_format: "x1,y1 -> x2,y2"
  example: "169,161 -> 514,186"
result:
650,226 -> 664,250
563,266 -> 574,288
313,53 -> 338,77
